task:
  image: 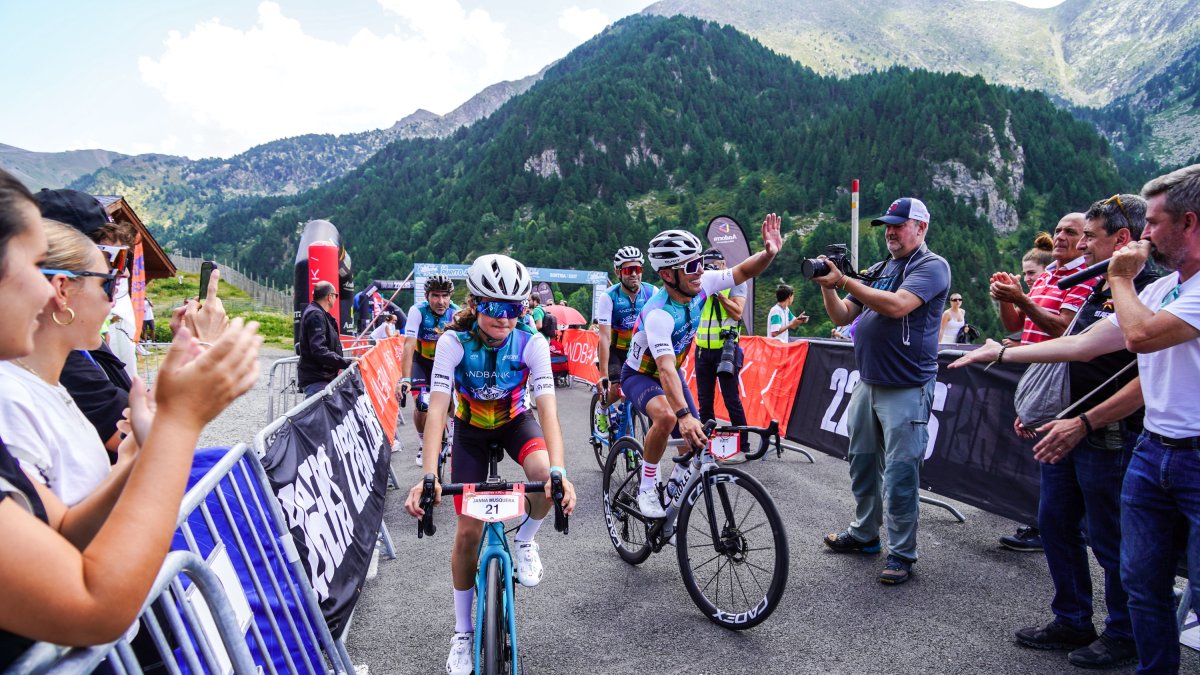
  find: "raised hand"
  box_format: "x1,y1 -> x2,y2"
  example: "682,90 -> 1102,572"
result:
762,213 -> 783,256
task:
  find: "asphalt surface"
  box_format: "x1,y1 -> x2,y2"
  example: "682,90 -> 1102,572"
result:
332,383 -> 1199,675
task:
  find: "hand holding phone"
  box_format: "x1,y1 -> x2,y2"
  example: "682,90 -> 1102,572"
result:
198,261 -> 218,305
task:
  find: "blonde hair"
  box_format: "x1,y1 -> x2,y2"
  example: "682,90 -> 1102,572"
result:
43,219 -> 100,272
1022,232 -> 1054,268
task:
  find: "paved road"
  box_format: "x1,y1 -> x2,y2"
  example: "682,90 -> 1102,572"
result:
331,383 -> 1195,674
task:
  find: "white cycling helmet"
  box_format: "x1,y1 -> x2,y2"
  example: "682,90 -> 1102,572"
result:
647,229 -> 704,271
466,254 -> 532,302
612,246 -> 643,268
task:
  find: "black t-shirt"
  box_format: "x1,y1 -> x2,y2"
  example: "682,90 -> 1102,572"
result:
59,343 -> 132,447
1066,266 -> 1161,434
0,436 -> 48,667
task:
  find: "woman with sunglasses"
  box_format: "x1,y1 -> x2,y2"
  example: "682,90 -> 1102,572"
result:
403,253 -> 577,675
0,220 -> 127,504
0,170 -> 263,666
940,293 -> 966,343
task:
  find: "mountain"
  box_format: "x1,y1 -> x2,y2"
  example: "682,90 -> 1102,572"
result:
186,15 -> 1132,339
0,143 -> 129,190
642,0 -> 1200,164
1,68 -> 549,237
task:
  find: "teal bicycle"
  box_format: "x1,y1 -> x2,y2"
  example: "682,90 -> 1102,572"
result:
589,383 -> 649,469
417,442 -> 568,674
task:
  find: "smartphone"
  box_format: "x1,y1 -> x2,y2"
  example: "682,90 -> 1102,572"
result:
198,260 -> 218,304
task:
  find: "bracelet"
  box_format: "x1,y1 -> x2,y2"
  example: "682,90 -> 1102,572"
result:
400,377 -> 411,383
996,346 -> 1007,364
549,465 -> 567,479
675,407 -> 692,420
839,276 -> 849,291
1078,413 -> 1094,435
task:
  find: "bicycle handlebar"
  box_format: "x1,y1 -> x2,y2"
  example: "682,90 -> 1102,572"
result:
671,420 -> 781,464
417,471 -> 570,538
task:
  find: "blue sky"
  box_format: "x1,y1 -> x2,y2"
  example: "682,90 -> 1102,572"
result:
0,0 -> 1064,160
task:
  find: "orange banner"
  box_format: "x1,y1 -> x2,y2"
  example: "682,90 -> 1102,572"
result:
680,336 -> 809,429
357,336 -> 404,445
562,328 -> 600,384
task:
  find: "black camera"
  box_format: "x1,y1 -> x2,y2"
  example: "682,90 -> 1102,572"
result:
717,328 -> 740,376
801,244 -> 854,279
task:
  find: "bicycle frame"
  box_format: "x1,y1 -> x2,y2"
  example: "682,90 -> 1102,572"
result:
474,520 -> 519,669
593,388 -> 636,445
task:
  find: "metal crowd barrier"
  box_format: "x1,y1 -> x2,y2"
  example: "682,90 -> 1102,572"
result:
9,443 -> 350,674
266,355 -> 303,424
135,341 -> 173,388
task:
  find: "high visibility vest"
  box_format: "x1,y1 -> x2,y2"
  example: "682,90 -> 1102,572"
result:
695,289 -> 740,349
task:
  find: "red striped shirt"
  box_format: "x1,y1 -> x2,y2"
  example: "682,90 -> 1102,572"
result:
1021,258 -> 1096,345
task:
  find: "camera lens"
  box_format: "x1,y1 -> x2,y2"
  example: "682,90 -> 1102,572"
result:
801,258 -> 830,279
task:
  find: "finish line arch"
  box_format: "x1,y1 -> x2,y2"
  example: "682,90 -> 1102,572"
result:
413,263 -> 610,320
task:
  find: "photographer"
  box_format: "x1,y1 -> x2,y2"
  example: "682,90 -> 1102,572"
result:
949,165 -> 1200,673
811,197 -> 950,586
693,249 -> 748,449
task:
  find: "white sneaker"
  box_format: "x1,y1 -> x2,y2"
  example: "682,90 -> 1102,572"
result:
415,450 -> 423,466
446,632 -> 473,675
514,541 -> 543,587
638,488 -> 666,519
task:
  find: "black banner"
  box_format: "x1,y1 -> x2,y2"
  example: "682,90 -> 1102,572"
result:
787,340 -> 1040,525
705,215 -> 755,334
260,369 -> 390,639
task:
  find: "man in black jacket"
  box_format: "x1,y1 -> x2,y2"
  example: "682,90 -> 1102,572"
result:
298,281 -> 352,396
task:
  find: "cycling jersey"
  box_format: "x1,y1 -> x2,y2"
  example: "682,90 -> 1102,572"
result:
404,301 -> 459,360
624,270 -> 735,378
595,282 -> 658,351
430,323 -> 554,429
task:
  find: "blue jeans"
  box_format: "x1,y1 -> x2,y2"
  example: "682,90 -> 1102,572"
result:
1039,433 -> 1134,639
303,382 -> 327,397
845,380 -> 934,562
1120,432 -> 1200,674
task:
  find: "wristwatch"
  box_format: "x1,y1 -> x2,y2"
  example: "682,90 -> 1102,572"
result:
675,407 -> 691,420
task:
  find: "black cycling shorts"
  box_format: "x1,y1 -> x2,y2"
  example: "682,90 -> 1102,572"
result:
451,412 -> 547,514
608,346 -> 628,383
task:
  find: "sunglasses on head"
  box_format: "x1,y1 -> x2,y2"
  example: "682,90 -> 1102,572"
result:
477,300 -> 526,319
673,258 -> 704,275
1100,194 -> 1130,225
42,268 -> 119,301
620,265 -> 643,275
97,245 -> 129,273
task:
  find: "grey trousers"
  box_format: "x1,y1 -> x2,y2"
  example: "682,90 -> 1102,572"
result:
845,379 -> 935,561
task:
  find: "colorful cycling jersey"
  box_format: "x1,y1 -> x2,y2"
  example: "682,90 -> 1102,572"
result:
404,301 -> 459,360
595,282 -> 657,351
430,323 -> 554,429
624,270 -> 735,377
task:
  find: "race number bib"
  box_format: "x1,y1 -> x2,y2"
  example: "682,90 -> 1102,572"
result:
709,432 -> 740,460
462,484 -> 526,523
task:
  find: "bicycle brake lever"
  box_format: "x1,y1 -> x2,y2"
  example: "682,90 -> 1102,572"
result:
550,472 -> 568,535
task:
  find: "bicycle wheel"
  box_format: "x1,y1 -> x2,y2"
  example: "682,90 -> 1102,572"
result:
675,467 -> 788,630
482,557 -> 512,674
601,437 -> 651,564
589,392 -> 612,469
629,407 -> 650,445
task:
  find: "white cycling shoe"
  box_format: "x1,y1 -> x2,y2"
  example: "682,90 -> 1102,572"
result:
414,450 -> 423,466
638,488 -> 667,519
446,631 -> 473,675
514,541 -> 543,587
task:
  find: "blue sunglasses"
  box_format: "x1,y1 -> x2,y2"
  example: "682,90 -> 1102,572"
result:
42,268 -> 119,301
477,300 -> 526,319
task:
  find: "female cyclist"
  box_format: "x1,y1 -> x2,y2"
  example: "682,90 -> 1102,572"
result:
404,254 -> 576,675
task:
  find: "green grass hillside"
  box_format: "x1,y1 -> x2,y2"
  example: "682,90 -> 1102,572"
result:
145,272 -> 293,349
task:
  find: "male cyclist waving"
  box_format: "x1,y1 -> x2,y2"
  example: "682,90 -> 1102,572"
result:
399,274 -> 459,465
622,215 -> 783,518
404,254 -> 577,675
595,246 -> 657,428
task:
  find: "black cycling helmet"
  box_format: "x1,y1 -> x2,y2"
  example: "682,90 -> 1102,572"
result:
425,274 -> 454,294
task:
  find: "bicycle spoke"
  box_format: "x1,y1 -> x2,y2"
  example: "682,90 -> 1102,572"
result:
690,552 -> 725,572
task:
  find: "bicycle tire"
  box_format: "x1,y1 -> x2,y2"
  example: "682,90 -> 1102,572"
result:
630,407 -> 650,445
589,392 -> 612,469
482,557 -> 511,674
675,467 -> 788,630
601,436 -> 651,564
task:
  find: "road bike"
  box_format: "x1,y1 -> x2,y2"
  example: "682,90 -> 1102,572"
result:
588,384 -> 648,469
601,420 -> 788,629
400,388 -> 453,480
417,442 -> 568,674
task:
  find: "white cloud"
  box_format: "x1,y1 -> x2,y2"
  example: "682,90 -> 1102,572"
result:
138,1 -> 512,157
558,7 -> 610,41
